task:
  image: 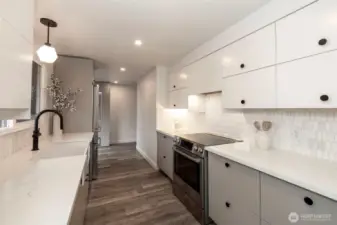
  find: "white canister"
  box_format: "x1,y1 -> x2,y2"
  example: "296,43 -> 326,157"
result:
256,132 -> 271,150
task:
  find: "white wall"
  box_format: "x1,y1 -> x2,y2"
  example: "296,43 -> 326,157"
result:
110,84 -> 137,143
98,83 -> 111,146
137,70 -> 157,169
54,56 -> 94,133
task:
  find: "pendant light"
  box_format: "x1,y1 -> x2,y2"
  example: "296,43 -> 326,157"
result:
36,18 -> 58,63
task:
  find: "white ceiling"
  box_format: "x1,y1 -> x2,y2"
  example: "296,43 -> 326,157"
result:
35,0 -> 270,83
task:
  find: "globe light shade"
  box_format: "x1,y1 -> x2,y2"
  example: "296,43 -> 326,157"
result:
36,44 -> 58,63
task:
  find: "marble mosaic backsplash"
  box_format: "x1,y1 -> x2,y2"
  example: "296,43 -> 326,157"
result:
164,93 -> 337,162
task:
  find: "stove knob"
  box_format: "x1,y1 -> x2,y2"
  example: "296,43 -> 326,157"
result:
198,147 -> 203,153
192,144 -> 198,152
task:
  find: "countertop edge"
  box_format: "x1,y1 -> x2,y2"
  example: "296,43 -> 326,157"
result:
156,129 -> 175,138
206,145 -> 337,202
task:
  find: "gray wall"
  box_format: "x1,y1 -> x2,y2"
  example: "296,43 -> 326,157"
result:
54,56 -> 94,133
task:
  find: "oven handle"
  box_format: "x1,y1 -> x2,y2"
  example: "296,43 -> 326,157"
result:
174,147 -> 201,164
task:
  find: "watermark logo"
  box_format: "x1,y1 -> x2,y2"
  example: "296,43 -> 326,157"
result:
288,212 -> 300,223
288,212 -> 332,223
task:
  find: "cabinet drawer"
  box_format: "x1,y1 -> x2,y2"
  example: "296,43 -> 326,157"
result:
169,88 -> 188,109
208,153 -> 260,216
220,24 -> 275,77
222,67 -> 276,108
261,173 -> 337,225
277,0 -> 337,63
277,50 -> 337,108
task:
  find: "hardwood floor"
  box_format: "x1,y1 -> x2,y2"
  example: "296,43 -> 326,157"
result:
85,143 -> 199,225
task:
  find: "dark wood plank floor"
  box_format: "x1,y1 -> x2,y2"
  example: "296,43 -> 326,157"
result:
85,143 -> 199,225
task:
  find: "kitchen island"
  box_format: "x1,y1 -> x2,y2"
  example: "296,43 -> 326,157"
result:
0,132 -> 93,225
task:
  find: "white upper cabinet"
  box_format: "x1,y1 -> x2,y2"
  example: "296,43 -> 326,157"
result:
0,0 -> 34,118
0,19 -> 32,109
276,0 -> 337,63
277,50 -> 337,108
222,67 -> 276,109
169,68 -> 189,91
220,24 -> 276,78
0,0 -> 34,43
188,52 -> 223,94
169,89 -> 189,109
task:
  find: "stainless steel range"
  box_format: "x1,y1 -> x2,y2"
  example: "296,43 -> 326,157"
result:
172,133 -> 240,225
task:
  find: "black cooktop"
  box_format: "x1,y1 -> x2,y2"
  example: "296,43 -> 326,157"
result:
178,133 -> 240,146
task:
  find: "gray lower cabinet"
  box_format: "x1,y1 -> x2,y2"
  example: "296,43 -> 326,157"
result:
208,152 -> 260,225
157,133 -> 174,179
261,174 -> 337,225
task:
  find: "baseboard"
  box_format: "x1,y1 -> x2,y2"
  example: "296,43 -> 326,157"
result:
136,145 -> 158,171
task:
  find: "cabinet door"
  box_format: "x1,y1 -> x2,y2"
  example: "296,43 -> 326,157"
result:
208,152 -> 260,225
0,0 -> 34,43
277,50 -> 337,108
222,67 -> 276,108
157,134 -> 164,170
277,0 -> 337,63
169,69 -> 189,91
169,88 -> 189,109
261,173 -> 337,225
161,135 -> 174,179
189,52 -> 222,94
220,24 -> 275,78
0,19 -> 32,109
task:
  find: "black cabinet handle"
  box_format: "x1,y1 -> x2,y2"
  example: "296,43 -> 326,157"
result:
163,156 -> 166,159
304,197 -> 314,206
240,63 -> 245,69
173,85 -> 176,88
241,100 -> 245,105
225,202 -> 231,208
320,94 -> 329,102
318,38 -> 328,46
163,135 -> 167,139
225,162 -> 230,168
173,104 -> 176,107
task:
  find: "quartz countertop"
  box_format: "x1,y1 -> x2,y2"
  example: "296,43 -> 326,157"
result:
0,132 -> 93,225
206,143 -> 337,201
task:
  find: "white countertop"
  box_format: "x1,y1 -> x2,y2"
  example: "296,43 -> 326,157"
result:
206,143 -> 337,201
0,132 -> 93,225
156,129 -> 177,138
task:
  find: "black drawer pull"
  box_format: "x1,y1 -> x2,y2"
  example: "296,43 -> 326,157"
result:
304,197 -> 314,206
241,100 -> 245,105
225,162 -> 230,168
225,202 -> 231,208
163,156 -> 166,159
320,94 -> 329,102
173,85 -> 176,88
240,63 -> 245,69
173,104 -> 176,107
318,38 -> 328,46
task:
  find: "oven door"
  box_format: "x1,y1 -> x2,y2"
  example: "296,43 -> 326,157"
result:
174,146 -> 202,193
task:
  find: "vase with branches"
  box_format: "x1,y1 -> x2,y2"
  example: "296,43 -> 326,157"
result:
46,73 -> 82,114
46,74 -> 82,135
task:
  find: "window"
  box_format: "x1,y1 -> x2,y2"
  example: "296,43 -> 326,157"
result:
0,120 -> 14,128
16,61 -> 42,123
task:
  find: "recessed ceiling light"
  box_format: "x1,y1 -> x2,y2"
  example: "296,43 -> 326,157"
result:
114,81 -> 118,84
120,67 -> 126,72
134,40 -> 142,46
